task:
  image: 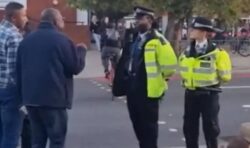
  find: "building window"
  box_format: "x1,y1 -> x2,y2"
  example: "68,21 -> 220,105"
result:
0,0 -> 27,9
76,9 -> 88,26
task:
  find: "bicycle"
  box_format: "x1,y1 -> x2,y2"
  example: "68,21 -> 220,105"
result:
231,38 -> 250,57
238,40 -> 250,57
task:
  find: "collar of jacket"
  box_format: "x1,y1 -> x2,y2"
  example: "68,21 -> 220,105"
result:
188,40 -> 217,58
139,30 -> 155,48
1,19 -> 20,33
38,21 -> 57,30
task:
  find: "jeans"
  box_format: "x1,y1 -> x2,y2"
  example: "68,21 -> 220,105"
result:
21,115 -> 32,148
93,33 -> 101,51
27,107 -> 68,148
0,87 -> 23,148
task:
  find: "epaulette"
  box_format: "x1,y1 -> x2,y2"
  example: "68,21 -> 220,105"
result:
158,37 -> 167,45
213,43 -> 224,51
154,30 -> 168,45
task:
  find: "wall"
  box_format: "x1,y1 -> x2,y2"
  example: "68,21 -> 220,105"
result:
27,0 -> 90,45
0,0 -> 90,45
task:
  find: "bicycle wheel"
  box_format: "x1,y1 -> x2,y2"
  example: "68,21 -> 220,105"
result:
231,44 -> 237,54
238,44 -> 250,57
230,40 -> 238,54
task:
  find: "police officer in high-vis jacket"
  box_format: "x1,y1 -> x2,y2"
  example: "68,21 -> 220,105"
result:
179,17 -> 232,148
113,6 -> 177,148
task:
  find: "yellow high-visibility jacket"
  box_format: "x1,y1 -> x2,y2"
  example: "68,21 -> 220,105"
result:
144,31 -> 177,98
179,42 -> 232,90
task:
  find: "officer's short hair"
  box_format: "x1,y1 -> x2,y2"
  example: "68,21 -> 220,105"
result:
5,2 -> 24,19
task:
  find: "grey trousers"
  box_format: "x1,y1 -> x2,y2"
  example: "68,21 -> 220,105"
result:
101,46 -> 121,72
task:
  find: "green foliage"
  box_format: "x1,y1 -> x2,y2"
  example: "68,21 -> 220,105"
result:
68,0 -> 250,22
68,0 -> 134,14
193,0 -> 250,26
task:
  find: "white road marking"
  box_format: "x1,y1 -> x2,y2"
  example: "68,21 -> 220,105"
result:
92,81 -> 97,84
169,128 -> 178,132
158,121 -> 166,125
100,87 -> 105,89
117,96 -> 126,100
97,83 -> 102,87
106,89 -> 111,92
123,100 -> 127,104
222,86 -> 250,89
242,105 -> 250,108
170,146 -> 206,148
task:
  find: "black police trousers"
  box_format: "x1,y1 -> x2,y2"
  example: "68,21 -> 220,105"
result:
183,89 -> 220,148
27,107 -> 68,148
127,92 -> 160,148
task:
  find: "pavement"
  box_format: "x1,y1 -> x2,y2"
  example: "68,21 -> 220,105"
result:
231,54 -> 250,73
76,48 -> 250,79
65,48 -> 250,148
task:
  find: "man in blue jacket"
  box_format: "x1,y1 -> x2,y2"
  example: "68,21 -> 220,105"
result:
17,8 -> 87,148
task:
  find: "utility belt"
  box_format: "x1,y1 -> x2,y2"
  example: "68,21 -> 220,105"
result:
186,86 -> 222,95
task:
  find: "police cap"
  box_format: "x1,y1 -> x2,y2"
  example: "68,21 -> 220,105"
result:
191,17 -> 214,32
134,6 -> 155,19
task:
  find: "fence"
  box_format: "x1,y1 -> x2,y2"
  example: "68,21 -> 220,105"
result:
170,39 -> 250,57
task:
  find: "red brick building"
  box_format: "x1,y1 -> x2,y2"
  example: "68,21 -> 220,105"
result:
0,0 -> 90,45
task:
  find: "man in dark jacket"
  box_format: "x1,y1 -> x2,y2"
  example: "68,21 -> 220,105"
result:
17,8 -> 87,148
20,21 -> 34,148
113,6 -> 177,148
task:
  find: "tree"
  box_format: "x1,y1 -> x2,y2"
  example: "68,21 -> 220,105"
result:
65,0 -> 210,50
67,0 -> 136,21
141,0 -> 193,52
146,0 -> 250,50
68,0 -> 250,51
194,0 -> 250,27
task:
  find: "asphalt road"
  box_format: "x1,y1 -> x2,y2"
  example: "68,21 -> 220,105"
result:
64,75 -> 250,148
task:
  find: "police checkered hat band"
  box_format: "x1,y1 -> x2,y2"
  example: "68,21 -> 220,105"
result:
134,6 -> 155,17
191,17 -> 214,32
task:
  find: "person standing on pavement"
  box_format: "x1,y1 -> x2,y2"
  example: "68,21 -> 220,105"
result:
101,22 -> 121,78
17,8 -> 87,148
100,16 -> 110,49
179,17 -> 232,148
113,6 -> 177,148
20,21 -> 34,148
90,15 -> 102,51
0,2 -> 28,148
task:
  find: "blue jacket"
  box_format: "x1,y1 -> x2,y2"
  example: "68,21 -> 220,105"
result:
17,22 -> 86,109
